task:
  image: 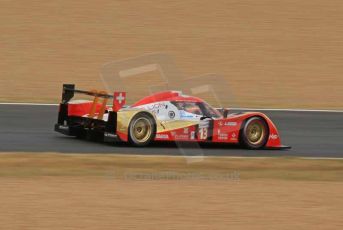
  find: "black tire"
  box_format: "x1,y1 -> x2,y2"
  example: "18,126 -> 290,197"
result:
128,112 -> 156,147
239,116 -> 269,149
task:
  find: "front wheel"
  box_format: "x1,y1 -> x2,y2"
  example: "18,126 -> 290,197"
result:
240,117 -> 269,149
128,113 -> 156,146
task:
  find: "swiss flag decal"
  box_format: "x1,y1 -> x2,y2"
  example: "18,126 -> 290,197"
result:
113,92 -> 126,112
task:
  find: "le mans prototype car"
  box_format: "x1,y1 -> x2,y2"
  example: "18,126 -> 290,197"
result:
55,84 -> 290,150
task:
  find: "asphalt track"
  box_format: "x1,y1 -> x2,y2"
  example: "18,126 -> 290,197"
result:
0,104 -> 342,158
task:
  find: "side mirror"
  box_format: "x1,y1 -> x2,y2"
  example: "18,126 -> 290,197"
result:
200,116 -> 211,120
223,109 -> 229,118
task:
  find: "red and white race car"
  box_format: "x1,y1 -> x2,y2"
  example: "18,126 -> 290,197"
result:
55,84 -> 290,149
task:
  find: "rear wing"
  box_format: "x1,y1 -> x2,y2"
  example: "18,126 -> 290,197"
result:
61,84 -> 114,104
61,84 -> 126,111
57,84 -> 126,124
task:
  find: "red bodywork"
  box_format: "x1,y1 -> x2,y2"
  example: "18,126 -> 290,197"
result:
154,112 -> 282,148
132,91 -> 284,148
62,90 -> 287,149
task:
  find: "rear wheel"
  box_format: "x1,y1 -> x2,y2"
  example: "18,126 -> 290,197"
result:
128,113 -> 156,146
240,117 -> 269,149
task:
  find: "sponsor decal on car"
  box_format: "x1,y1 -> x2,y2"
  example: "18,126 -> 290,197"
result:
168,111 -> 175,119
180,113 -> 194,118
147,102 -> 167,110
175,134 -> 189,140
104,132 -> 117,138
230,132 -> 238,141
269,134 -> 278,140
156,134 -> 169,139
58,125 -> 69,130
224,122 -> 237,126
218,133 -> 229,140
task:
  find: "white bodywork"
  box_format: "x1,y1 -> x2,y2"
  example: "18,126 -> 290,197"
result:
132,101 -> 202,121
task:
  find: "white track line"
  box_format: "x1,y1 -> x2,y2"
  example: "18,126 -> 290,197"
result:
2,152 -> 342,160
1,102 -> 342,113
0,102 -> 58,106
76,154 -> 343,160
231,107 -> 343,113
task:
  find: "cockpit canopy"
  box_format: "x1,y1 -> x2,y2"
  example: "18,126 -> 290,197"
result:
171,101 -> 222,119
132,91 -> 223,120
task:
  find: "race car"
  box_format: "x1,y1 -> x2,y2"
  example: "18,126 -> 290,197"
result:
55,84 -> 290,149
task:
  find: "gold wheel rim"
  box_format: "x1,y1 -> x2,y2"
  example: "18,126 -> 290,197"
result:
131,117 -> 152,143
246,121 -> 265,145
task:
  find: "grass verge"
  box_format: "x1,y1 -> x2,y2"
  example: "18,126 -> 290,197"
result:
0,152 -> 342,181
